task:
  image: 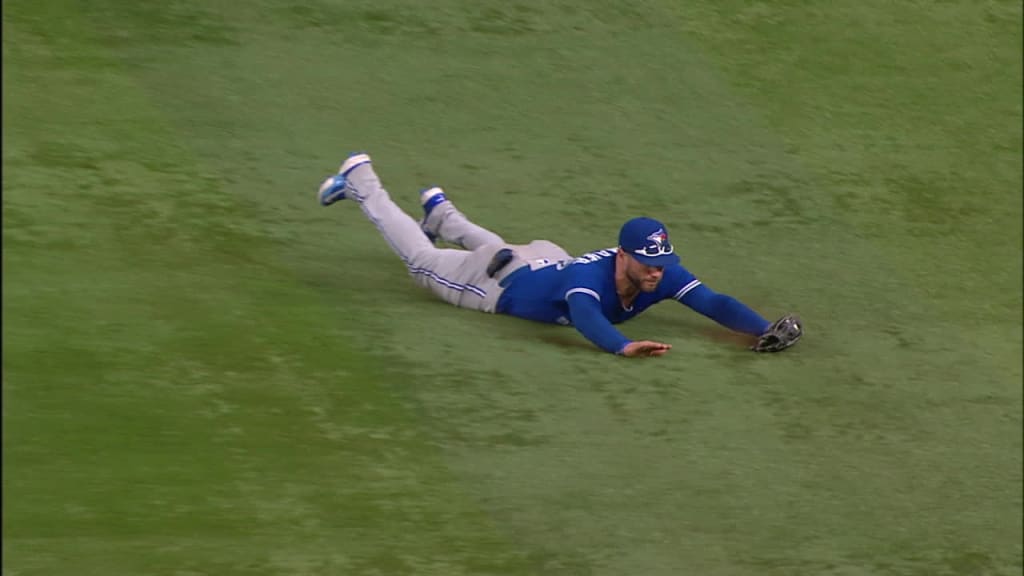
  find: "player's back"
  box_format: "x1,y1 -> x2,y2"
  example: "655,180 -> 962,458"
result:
495,248 -> 619,325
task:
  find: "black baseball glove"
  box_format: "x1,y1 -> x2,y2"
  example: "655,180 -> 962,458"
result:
751,314 -> 803,353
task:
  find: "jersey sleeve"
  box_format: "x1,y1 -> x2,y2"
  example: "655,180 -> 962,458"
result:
659,264 -> 704,302
565,291 -> 632,354
661,264 -> 769,335
561,265 -> 631,354
679,284 -> 771,335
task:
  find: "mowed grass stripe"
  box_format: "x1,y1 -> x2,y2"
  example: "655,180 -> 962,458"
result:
2,3 -> 540,575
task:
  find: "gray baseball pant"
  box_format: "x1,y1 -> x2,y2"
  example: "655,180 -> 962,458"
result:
344,163 -> 570,312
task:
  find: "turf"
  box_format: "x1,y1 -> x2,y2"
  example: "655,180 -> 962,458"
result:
3,1 -> 1021,575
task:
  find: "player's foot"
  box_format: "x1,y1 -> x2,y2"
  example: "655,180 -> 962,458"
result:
418,186 -> 448,242
317,152 -> 372,206
317,174 -> 348,206
420,186 -> 448,217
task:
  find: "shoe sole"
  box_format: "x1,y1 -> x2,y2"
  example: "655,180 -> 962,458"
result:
419,186 -> 445,206
419,186 -> 447,242
419,186 -> 449,216
340,153 -> 372,176
319,153 -> 373,206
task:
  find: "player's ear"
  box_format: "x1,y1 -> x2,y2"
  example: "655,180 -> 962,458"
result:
615,248 -> 629,270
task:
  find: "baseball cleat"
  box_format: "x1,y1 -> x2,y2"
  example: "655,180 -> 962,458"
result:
317,152 -> 373,206
339,152 -> 371,176
419,186 -> 448,217
318,174 -> 348,206
419,186 -> 448,242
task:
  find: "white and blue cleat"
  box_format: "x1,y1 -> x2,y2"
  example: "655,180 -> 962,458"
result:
317,174 -> 349,206
420,186 -> 448,217
419,186 -> 448,243
317,152 -> 372,206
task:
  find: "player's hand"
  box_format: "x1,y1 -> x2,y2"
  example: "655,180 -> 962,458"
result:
621,340 -> 672,357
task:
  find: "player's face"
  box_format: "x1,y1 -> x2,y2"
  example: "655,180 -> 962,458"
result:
626,255 -> 664,292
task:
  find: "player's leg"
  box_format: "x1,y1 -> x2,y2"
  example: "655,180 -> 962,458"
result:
319,153 -> 436,264
418,187 -> 505,251
404,243 -> 508,312
317,154 -> 505,311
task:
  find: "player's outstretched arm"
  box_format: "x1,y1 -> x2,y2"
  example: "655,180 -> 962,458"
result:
677,284 -> 771,335
678,284 -> 802,352
566,292 -> 670,357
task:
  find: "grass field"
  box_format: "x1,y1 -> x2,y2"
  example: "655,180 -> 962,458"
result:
3,1 -> 1022,575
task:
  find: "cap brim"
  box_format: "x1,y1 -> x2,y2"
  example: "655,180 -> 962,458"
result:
633,252 -> 680,267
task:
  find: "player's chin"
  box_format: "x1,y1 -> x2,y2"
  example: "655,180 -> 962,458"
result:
641,280 -> 660,292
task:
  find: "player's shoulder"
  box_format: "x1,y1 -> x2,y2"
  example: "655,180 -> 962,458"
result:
560,247 -> 616,286
663,260 -> 695,280
567,247 -> 619,266
656,261 -> 701,299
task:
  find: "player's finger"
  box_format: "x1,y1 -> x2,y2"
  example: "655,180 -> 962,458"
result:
637,341 -> 670,356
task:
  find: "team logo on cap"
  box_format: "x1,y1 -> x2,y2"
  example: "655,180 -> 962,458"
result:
634,228 -> 674,257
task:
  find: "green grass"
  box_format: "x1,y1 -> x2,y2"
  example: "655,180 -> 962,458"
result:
3,1 -> 1021,575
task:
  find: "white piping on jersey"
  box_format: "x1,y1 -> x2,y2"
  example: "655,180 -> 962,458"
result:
673,279 -> 702,301
565,287 -> 601,301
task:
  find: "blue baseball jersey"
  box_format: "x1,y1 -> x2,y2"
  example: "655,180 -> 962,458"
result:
494,247 -> 704,354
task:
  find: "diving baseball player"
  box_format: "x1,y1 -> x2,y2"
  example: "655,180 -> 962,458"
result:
318,152 -> 802,357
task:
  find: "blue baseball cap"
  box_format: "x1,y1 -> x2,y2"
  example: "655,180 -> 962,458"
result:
619,217 -> 680,267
